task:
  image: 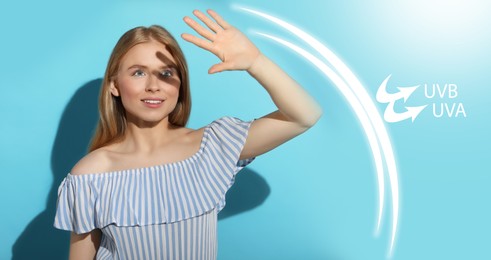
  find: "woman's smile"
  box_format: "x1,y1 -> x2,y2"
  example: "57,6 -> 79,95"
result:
141,98 -> 165,108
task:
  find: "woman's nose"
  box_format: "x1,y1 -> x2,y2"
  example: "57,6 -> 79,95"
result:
145,74 -> 160,92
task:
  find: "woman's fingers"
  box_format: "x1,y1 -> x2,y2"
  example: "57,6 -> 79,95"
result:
183,16 -> 215,41
182,10 -> 233,46
183,9 -> 254,72
192,9 -> 223,33
206,9 -> 231,29
209,62 -> 233,74
181,33 -> 215,53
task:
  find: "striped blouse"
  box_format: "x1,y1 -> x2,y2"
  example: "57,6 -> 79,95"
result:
54,117 -> 255,260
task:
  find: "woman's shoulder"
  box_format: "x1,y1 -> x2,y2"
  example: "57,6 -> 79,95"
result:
70,127 -> 206,176
70,147 -> 113,176
68,119 -> 240,176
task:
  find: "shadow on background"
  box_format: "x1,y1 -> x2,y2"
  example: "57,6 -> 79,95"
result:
218,168 -> 270,220
12,79 -> 269,259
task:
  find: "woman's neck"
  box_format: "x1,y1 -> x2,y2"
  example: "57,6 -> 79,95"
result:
120,118 -> 178,154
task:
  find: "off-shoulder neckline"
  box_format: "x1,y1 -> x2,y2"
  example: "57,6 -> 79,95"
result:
67,124 -> 211,178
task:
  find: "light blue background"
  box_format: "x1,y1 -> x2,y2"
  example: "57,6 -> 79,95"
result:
1,0 -> 490,259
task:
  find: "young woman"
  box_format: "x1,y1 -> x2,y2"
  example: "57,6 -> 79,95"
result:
54,9 -> 322,260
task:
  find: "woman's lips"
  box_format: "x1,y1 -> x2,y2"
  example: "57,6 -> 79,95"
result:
141,99 -> 164,107
142,99 -> 163,104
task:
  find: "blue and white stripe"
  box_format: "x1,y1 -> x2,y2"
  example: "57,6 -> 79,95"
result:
54,117 -> 254,260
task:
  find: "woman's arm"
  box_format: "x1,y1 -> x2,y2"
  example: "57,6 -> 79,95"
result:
240,53 -> 322,159
182,9 -> 322,159
69,230 -> 101,260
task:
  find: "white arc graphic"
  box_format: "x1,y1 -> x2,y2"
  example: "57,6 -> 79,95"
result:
377,75 -> 427,123
234,5 -> 400,258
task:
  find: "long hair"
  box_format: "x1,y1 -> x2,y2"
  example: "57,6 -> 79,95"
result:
89,25 -> 191,151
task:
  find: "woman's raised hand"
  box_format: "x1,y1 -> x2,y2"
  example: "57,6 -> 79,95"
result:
181,9 -> 261,74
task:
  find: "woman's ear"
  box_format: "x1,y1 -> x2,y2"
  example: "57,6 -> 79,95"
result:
110,80 -> 120,97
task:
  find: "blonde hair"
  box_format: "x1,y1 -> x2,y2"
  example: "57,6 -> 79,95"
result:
89,25 -> 191,151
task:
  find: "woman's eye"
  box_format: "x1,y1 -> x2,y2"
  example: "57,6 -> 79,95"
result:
132,70 -> 146,77
160,69 -> 173,78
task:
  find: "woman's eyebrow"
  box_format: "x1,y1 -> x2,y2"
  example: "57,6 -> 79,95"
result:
127,64 -> 177,70
127,64 -> 147,70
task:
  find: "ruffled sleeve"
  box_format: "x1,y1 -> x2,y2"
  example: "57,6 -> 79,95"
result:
203,116 -> 255,211
207,116 -> 255,170
53,174 -> 98,234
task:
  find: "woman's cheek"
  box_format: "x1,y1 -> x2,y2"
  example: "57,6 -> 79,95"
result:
165,84 -> 180,96
120,79 -> 144,97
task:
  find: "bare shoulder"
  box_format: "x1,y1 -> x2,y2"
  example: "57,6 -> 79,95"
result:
70,148 -> 112,175
180,126 -> 206,143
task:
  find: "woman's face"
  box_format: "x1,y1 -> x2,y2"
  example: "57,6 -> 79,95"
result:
111,40 -> 181,126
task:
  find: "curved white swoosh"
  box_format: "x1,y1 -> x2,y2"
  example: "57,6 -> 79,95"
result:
234,5 -> 400,258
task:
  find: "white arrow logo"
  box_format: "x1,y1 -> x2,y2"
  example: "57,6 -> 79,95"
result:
376,75 -> 427,123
